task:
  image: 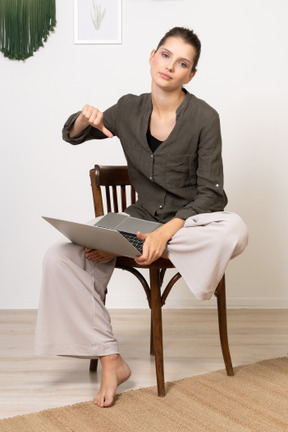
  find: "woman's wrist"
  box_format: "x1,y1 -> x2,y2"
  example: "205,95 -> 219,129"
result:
157,217 -> 185,241
69,114 -> 90,138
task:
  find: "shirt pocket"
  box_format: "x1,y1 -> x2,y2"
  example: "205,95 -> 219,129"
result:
166,154 -> 197,188
122,140 -> 142,168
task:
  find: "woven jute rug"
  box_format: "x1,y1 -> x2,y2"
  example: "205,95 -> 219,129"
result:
1,357 -> 288,432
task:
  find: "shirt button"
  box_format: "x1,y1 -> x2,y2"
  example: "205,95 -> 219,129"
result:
149,176 -> 153,180
151,154 -> 154,158
159,205 -> 163,209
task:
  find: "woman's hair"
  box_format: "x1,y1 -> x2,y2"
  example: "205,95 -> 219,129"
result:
156,27 -> 201,73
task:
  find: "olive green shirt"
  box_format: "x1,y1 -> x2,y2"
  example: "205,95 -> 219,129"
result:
62,91 -> 227,223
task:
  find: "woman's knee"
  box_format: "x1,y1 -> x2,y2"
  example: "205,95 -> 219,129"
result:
224,212 -> 248,253
42,241 -> 83,270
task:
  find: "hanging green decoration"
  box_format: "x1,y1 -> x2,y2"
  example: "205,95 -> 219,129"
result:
0,0 -> 56,61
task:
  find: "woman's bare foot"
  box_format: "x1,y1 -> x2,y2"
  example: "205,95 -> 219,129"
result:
93,354 -> 131,408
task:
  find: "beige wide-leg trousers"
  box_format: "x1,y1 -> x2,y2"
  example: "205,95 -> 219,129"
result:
34,211 -> 248,357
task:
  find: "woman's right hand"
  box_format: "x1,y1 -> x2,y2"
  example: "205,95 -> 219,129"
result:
69,105 -> 114,138
80,105 -> 114,138
84,247 -> 118,262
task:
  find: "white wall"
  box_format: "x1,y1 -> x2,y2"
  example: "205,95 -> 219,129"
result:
1,0 -> 287,309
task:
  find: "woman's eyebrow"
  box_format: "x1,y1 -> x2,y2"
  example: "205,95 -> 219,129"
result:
160,47 -> 192,65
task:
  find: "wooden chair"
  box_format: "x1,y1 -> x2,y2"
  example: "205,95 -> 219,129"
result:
88,164 -> 234,397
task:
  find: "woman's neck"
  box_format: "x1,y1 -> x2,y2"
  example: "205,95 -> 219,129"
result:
151,85 -> 186,116
149,85 -> 186,141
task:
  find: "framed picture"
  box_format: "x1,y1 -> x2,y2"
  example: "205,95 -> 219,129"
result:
74,0 -> 122,44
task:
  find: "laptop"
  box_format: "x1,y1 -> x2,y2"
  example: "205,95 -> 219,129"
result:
42,213 -> 163,258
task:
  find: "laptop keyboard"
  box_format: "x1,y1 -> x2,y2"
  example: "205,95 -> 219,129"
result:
119,231 -> 143,254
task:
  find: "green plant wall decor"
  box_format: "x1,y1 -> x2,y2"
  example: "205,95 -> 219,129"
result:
0,0 -> 56,60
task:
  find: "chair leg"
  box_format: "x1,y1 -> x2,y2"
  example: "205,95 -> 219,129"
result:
89,359 -> 98,372
215,275 -> 234,376
150,268 -> 165,397
150,313 -> 155,356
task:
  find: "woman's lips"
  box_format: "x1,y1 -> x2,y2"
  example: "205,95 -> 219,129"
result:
159,72 -> 172,80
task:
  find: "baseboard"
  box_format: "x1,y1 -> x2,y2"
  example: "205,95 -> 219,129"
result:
106,296 -> 288,309
1,296 -> 288,309
225,297 -> 288,309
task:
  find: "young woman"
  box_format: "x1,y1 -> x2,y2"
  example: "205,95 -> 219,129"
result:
35,27 -> 248,408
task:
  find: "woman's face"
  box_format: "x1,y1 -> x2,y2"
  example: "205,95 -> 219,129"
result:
149,36 -> 196,91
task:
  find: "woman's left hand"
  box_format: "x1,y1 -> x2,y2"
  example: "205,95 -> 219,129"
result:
134,217 -> 185,266
134,230 -> 167,265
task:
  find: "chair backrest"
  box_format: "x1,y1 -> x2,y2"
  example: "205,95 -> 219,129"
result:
89,165 -> 136,217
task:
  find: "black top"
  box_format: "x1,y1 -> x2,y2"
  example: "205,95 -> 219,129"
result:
147,127 -> 163,153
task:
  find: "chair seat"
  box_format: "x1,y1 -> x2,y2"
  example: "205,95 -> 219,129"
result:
116,256 -> 175,269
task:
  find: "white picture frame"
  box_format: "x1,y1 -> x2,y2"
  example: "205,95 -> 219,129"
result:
74,0 -> 122,44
